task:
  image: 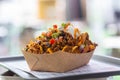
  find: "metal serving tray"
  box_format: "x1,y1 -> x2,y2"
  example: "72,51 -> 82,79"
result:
0,55 -> 120,80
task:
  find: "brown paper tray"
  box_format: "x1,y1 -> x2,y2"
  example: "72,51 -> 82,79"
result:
22,50 -> 94,72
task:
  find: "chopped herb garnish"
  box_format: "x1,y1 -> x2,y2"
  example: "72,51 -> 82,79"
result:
52,32 -> 60,38
61,23 -> 66,28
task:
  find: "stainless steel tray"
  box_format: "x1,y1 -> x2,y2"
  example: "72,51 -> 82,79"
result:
0,55 -> 120,80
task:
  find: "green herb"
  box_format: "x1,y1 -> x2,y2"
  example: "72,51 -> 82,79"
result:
61,23 -> 66,28
52,32 -> 60,38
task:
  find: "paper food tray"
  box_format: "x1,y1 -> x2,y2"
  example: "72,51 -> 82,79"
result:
22,50 -> 93,72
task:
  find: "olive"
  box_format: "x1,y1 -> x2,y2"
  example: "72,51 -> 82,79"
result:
46,42 -> 51,47
59,31 -> 65,36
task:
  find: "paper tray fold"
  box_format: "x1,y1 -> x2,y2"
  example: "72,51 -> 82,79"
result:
22,50 -> 94,72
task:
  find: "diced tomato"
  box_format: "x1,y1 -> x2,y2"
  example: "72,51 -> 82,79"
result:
53,25 -> 57,29
50,38 -> 56,44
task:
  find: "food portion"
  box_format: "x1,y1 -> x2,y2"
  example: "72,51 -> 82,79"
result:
24,23 -> 97,54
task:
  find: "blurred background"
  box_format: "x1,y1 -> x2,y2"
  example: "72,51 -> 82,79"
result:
0,0 -> 120,59
0,0 -> 120,79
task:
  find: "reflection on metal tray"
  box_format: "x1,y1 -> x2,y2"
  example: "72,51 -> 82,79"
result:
0,55 -> 120,80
